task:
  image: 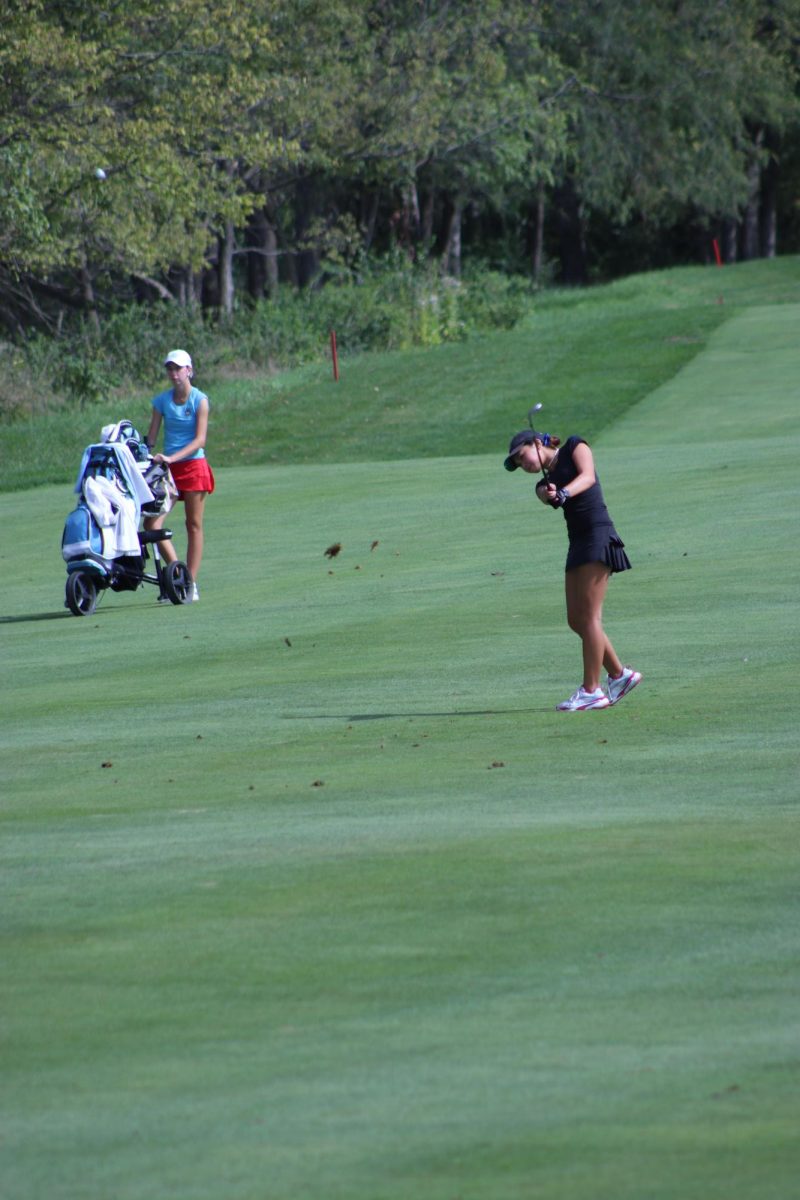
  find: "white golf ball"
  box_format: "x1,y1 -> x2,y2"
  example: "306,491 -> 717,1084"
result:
94,168 -> 107,180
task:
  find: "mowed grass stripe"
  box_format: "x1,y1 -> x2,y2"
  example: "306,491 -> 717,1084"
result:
1,303 -> 799,1199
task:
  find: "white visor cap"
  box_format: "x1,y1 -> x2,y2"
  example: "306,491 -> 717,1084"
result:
164,349 -> 192,369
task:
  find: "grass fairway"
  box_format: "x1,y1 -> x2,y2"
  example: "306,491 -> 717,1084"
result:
2,299 -> 800,1198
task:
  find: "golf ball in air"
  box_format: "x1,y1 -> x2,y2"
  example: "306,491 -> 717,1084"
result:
94,168 -> 107,180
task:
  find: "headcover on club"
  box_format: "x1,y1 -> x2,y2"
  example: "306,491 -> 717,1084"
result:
504,429 -> 552,471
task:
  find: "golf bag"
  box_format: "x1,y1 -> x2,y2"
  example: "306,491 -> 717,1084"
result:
61,419 -> 191,616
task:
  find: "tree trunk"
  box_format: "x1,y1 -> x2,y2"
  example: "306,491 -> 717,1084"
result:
421,188 -> 435,247
201,240 -> 220,310
246,208 -> 267,299
722,218 -> 738,263
246,207 -> 279,300
442,197 -> 463,277
219,220 -> 235,316
742,127 -> 765,261
742,196 -> 760,260
360,189 -> 380,251
264,219 -> 279,298
284,247 -> 298,288
294,174 -> 319,287
532,185 -> 545,284
167,266 -> 189,306
402,179 -> 421,244
168,265 -> 198,307
80,256 -> 101,335
554,178 -> 588,285
131,273 -> 176,303
760,146 -> 779,258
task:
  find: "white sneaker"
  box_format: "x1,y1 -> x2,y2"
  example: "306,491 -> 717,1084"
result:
190,583 -> 199,602
556,686 -> 610,711
607,667 -> 642,705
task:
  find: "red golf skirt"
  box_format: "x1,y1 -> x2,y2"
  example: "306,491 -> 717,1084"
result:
170,457 -> 215,497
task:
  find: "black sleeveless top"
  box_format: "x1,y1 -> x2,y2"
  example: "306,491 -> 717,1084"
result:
548,436 -> 614,539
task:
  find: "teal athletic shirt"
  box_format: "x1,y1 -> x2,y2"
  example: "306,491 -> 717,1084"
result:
151,386 -> 209,460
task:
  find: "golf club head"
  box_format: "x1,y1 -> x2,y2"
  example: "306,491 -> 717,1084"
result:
527,402 -> 543,426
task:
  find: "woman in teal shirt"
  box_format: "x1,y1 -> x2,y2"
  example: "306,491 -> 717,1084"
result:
144,349 -> 215,600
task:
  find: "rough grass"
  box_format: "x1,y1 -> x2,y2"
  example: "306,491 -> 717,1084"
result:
1,279 -> 799,1199
2,256 -> 799,492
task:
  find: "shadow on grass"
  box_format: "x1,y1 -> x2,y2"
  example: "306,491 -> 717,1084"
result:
0,601 -> 155,623
0,610 -> 75,623
283,708 -> 552,720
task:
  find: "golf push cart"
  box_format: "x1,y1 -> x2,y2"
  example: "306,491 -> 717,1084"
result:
61,420 -> 193,616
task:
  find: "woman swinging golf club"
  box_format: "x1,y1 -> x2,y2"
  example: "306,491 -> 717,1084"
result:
504,408 -> 641,711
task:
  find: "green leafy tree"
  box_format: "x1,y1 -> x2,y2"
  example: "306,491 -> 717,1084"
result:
1,0 -> 798,334
0,0 -> 293,326
537,0 -> 800,278
249,0 -> 567,279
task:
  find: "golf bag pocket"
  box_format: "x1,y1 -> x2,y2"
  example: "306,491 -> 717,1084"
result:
141,461 -> 178,516
62,504 -> 104,562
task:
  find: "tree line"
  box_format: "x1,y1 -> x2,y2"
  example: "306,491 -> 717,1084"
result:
2,0 -> 799,337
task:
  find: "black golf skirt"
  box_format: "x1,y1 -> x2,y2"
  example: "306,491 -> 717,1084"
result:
565,528 -> 632,574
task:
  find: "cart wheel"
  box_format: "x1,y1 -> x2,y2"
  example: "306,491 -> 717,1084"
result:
66,570 -> 98,616
164,560 -> 193,604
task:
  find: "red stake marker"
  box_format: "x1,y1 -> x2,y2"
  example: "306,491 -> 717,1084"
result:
330,329 -> 339,381
712,238 -> 723,267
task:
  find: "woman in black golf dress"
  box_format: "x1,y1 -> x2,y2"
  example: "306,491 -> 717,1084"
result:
504,427 -> 642,711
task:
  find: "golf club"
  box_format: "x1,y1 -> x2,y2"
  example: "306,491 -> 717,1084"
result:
526,401 -> 550,485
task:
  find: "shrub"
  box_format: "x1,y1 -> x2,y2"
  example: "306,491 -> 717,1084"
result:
0,255 -> 536,420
